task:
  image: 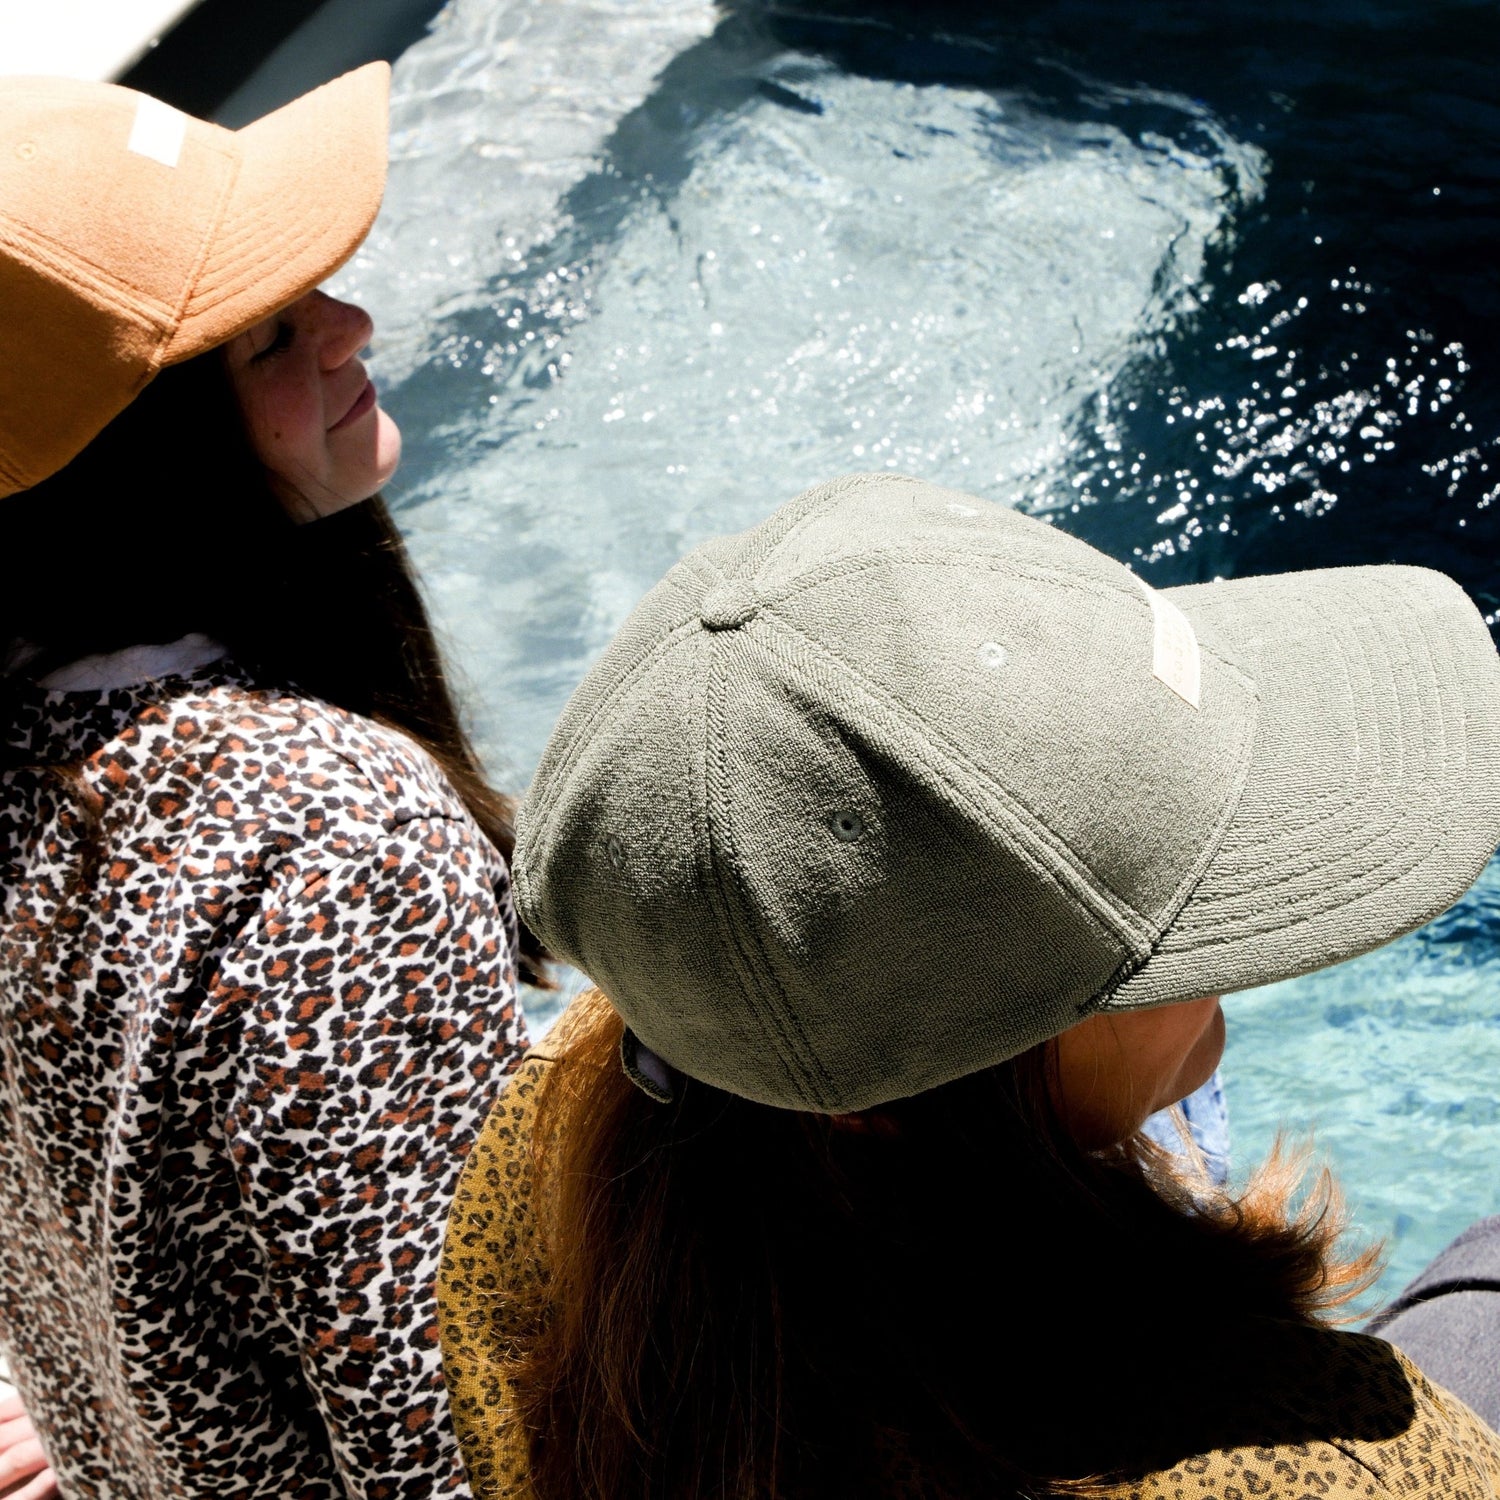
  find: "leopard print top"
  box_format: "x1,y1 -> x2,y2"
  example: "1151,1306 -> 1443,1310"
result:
439,997 -> 1500,1500
0,660 -> 528,1500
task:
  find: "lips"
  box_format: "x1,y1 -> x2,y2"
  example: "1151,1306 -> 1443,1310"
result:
328,378 -> 377,432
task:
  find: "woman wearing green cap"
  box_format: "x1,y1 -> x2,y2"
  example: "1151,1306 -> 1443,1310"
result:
0,69 -> 532,1500
440,472 -> 1500,1499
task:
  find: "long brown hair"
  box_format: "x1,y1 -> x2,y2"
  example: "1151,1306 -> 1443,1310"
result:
0,350 -> 545,980
510,1000 -> 1377,1500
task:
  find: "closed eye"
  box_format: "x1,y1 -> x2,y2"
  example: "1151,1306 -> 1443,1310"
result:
252,320 -> 296,361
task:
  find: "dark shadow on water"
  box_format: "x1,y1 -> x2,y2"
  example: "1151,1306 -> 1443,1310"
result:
721,0 -> 1500,609
121,0 -> 449,122
390,0 -> 1499,619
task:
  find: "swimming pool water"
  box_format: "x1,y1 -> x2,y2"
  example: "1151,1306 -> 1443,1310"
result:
334,0 -> 1500,1311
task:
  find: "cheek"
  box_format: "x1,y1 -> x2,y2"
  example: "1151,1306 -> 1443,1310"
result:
238,389 -> 287,460
236,375 -> 322,466
1144,999 -> 1224,1115
1053,999 -> 1225,1150
1177,1001 -> 1226,1091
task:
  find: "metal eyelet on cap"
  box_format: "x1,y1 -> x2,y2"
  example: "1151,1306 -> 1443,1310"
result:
605,833 -> 627,870
829,810 -> 865,843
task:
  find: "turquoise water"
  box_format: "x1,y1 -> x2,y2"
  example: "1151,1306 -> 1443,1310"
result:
1226,858 -> 1500,1309
334,0 -> 1500,1310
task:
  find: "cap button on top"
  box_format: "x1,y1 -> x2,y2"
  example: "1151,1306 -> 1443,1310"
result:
700,580 -> 761,631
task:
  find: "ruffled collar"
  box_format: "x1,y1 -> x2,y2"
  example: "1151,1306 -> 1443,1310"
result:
36,634 -> 227,693
2,638 -> 249,765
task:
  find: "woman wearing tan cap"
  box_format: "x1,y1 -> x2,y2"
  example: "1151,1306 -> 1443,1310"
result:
440,473 -> 1500,1499
0,69 -> 533,1500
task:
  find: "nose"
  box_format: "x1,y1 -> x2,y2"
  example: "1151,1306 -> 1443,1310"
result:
309,290 -> 374,371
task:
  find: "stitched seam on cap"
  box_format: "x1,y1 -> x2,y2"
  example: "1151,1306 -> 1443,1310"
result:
749,474 -> 887,573
701,654 -> 830,1107
524,615 -> 702,837
1118,574 -> 1466,964
768,556 -> 1255,923
1094,746 -> 1264,976
171,145 -> 243,341
758,611 -> 1156,950
765,548 -> 1158,623
1164,863 -> 1431,957
750,619 -> 1145,966
1149,575 -> 1441,942
1180,805 -> 1419,920
0,216 -> 174,327
1082,935 -> 1168,1018
191,214 -> 349,313
1156,799 -> 1439,950
675,557 -> 725,594
1153,625 -> 1368,874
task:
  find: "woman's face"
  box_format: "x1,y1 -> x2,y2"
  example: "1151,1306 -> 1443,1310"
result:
222,290 -> 402,522
1052,996 -> 1225,1151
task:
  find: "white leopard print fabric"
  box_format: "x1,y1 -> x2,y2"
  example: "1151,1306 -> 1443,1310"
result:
0,660 -> 527,1500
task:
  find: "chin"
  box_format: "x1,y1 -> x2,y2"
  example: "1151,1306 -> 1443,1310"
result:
372,407 -> 403,486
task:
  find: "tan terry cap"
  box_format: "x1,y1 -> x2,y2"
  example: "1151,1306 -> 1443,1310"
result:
516,473 -> 1500,1113
0,63 -> 390,497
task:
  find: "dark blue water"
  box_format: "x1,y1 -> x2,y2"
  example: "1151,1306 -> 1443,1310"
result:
899,0 -> 1500,603
338,0 -> 1500,1308
390,0 -> 1500,603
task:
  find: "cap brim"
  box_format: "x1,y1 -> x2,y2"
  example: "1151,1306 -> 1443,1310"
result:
162,62 -> 390,361
1109,564 -> 1500,1010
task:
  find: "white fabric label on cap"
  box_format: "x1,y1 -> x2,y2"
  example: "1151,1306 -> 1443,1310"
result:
1134,577 -> 1202,709
127,98 -> 187,169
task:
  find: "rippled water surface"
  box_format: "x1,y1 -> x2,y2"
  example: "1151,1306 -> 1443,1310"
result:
335,0 -> 1500,1308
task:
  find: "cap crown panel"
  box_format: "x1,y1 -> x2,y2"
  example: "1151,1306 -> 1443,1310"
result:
702,620 -> 1132,1109
0,245 -> 155,489
753,510 -> 1257,925
516,627 -> 812,1109
0,84 -> 229,314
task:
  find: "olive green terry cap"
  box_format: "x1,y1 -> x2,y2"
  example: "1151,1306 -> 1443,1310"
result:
515,473 -> 1500,1113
